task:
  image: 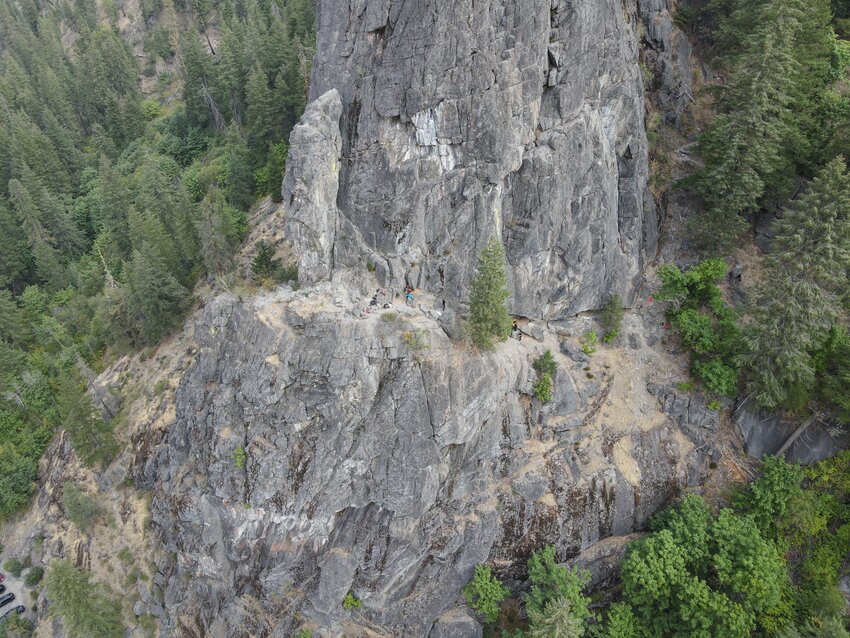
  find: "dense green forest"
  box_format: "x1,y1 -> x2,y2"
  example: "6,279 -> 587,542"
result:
658,0 -> 850,426
0,0 -> 314,516
467,454 -> 850,638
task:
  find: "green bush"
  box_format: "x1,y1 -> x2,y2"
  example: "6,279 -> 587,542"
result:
692,359 -> 739,396
402,329 -> 429,353
778,618 -> 850,638
278,263 -> 298,284
533,350 -> 557,377
293,630 -> 313,638
24,566 -> 44,586
524,546 -> 591,624
658,259 -> 727,307
139,99 -> 162,120
581,331 -> 598,355
534,372 -> 553,403
233,445 -> 247,470
598,454 -> 850,635
658,261 -> 742,397
619,497 -> 788,638
342,593 -> 361,611
62,482 -> 104,533
0,612 -> 34,638
532,350 -> 557,403
3,559 -> 24,578
45,560 -> 124,638
733,455 -> 804,538
463,564 -> 509,624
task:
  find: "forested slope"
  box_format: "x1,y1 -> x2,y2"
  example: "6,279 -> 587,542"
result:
0,0 -> 313,517
658,0 -> 850,430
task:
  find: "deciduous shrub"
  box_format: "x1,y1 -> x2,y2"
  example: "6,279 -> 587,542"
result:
533,373 -> 553,403
581,331 -> 598,355
342,593 -> 361,610
463,564 -> 509,624
658,260 -> 741,396
24,566 -> 44,586
3,559 -> 24,578
532,350 -> 557,403
233,445 -> 247,470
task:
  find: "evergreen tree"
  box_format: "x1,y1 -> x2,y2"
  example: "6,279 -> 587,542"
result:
0,290 -> 27,345
251,240 -> 280,279
181,33 -> 226,130
222,134 -> 255,210
691,0 -> 807,253
32,241 -> 70,291
124,244 -> 189,344
740,158 -> 850,410
527,597 -> 583,638
263,141 -> 288,201
56,369 -> 118,469
132,154 -> 199,275
245,63 -> 277,159
96,155 -> 132,262
0,200 -> 32,290
197,189 -> 243,274
816,327 -> 850,425
128,208 -> 182,281
45,560 -> 125,638
468,236 -> 512,350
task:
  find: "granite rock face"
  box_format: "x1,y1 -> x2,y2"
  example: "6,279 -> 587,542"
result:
735,408 -> 850,465
282,89 -> 344,286
637,0 -> 693,127
145,289 -> 718,636
286,0 -> 658,318
141,1 -> 704,636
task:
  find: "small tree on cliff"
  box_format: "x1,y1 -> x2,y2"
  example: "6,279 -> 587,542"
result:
469,235 -> 512,350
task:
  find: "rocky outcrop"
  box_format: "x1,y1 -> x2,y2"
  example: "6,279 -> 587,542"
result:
139,2 -> 705,636
282,90 -> 344,286
735,408 -> 850,465
146,288 -> 720,636
292,0 -> 657,318
637,0 -> 694,127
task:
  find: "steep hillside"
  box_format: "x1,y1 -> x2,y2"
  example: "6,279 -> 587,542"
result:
1,0 -> 849,637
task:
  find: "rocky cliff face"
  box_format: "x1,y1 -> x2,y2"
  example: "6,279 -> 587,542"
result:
287,0 -> 659,318
138,1 -> 705,636
143,289 -> 720,637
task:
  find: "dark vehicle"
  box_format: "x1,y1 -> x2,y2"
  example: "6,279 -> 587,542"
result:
0,593 -> 14,609
0,585 -> 5,594
0,605 -> 24,620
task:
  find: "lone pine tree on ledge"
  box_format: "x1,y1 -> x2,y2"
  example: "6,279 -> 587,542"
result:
469,235 -> 513,350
